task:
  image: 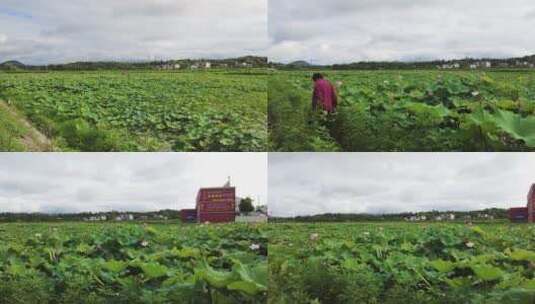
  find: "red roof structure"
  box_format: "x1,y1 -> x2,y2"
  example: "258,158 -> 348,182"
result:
180,209 -> 197,223
508,207 -> 528,222
508,184 -> 535,223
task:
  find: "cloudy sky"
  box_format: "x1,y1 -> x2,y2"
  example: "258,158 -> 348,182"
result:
268,0 -> 535,64
0,0 -> 267,64
0,153 -> 267,213
269,153 -> 535,217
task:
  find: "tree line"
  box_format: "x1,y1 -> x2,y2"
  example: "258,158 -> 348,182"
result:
270,208 -> 509,223
269,54 -> 535,70
0,210 -> 181,222
0,56 -> 268,71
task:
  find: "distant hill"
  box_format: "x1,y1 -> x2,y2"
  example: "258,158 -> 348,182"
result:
0,60 -> 25,70
287,60 -> 312,67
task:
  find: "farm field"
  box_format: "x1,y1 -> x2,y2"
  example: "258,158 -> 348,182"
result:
269,70 -> 535,151
0,222 -> 267,303
268,222 -> 535,304
0,70 -> 267,152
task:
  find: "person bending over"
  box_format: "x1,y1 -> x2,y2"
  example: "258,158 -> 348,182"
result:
311,73 -> 337,113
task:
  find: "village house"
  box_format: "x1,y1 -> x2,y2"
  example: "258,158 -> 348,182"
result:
158,63 -> 181,70
406,214 -> 428,222
468,61 -> 492,69
85,215 -> 107,222
440,63 -> 460,69
236,204 -> 268,223
115,214 -> 134,221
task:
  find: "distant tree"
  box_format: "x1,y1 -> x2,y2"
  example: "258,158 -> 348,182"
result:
239,197 -> 255,214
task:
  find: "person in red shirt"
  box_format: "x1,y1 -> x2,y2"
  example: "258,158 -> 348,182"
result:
312,73 -> 338,113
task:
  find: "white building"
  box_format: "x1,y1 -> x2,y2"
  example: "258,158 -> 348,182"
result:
257,205 -> 268,215
235,213 -> 268,223
406,215 -> 428,222
115,214 -> 134,221
441,63 -> 460,69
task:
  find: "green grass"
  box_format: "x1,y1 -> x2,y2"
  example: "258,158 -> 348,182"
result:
268,222 -> 535,304
0,70 -> 267,152
0,222 -> 267,303
269,70 -> 535,151
0,102 -> 28,151
0,101 -> 52,151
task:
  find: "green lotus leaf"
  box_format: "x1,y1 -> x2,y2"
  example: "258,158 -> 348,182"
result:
430,259 -> 456,273
141,262 -> 168,279
509,249 -> 535,262
471,264 -> 504,281
103,260 -> 127,273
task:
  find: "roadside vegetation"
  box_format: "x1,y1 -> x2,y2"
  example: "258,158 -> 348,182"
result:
0,101 -> 52,151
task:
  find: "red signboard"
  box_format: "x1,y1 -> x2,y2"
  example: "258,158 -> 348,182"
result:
196,187 -> 236,223
196,187 -> 236,213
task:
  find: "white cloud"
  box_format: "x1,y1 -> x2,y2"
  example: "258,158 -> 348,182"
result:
0,34 -> 6,44
0,153 -> 267,213
269,153 -> 535,217
0,0 -> 268,64
268,0 -> 535,64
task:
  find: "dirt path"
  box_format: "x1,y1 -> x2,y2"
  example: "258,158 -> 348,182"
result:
0,101 -> 53,151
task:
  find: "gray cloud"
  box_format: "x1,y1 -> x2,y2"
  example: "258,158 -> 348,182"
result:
268,153 -> 535,217
0,0 -> 267,64
268,0 -> 535,64
0,153 -> 267,213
